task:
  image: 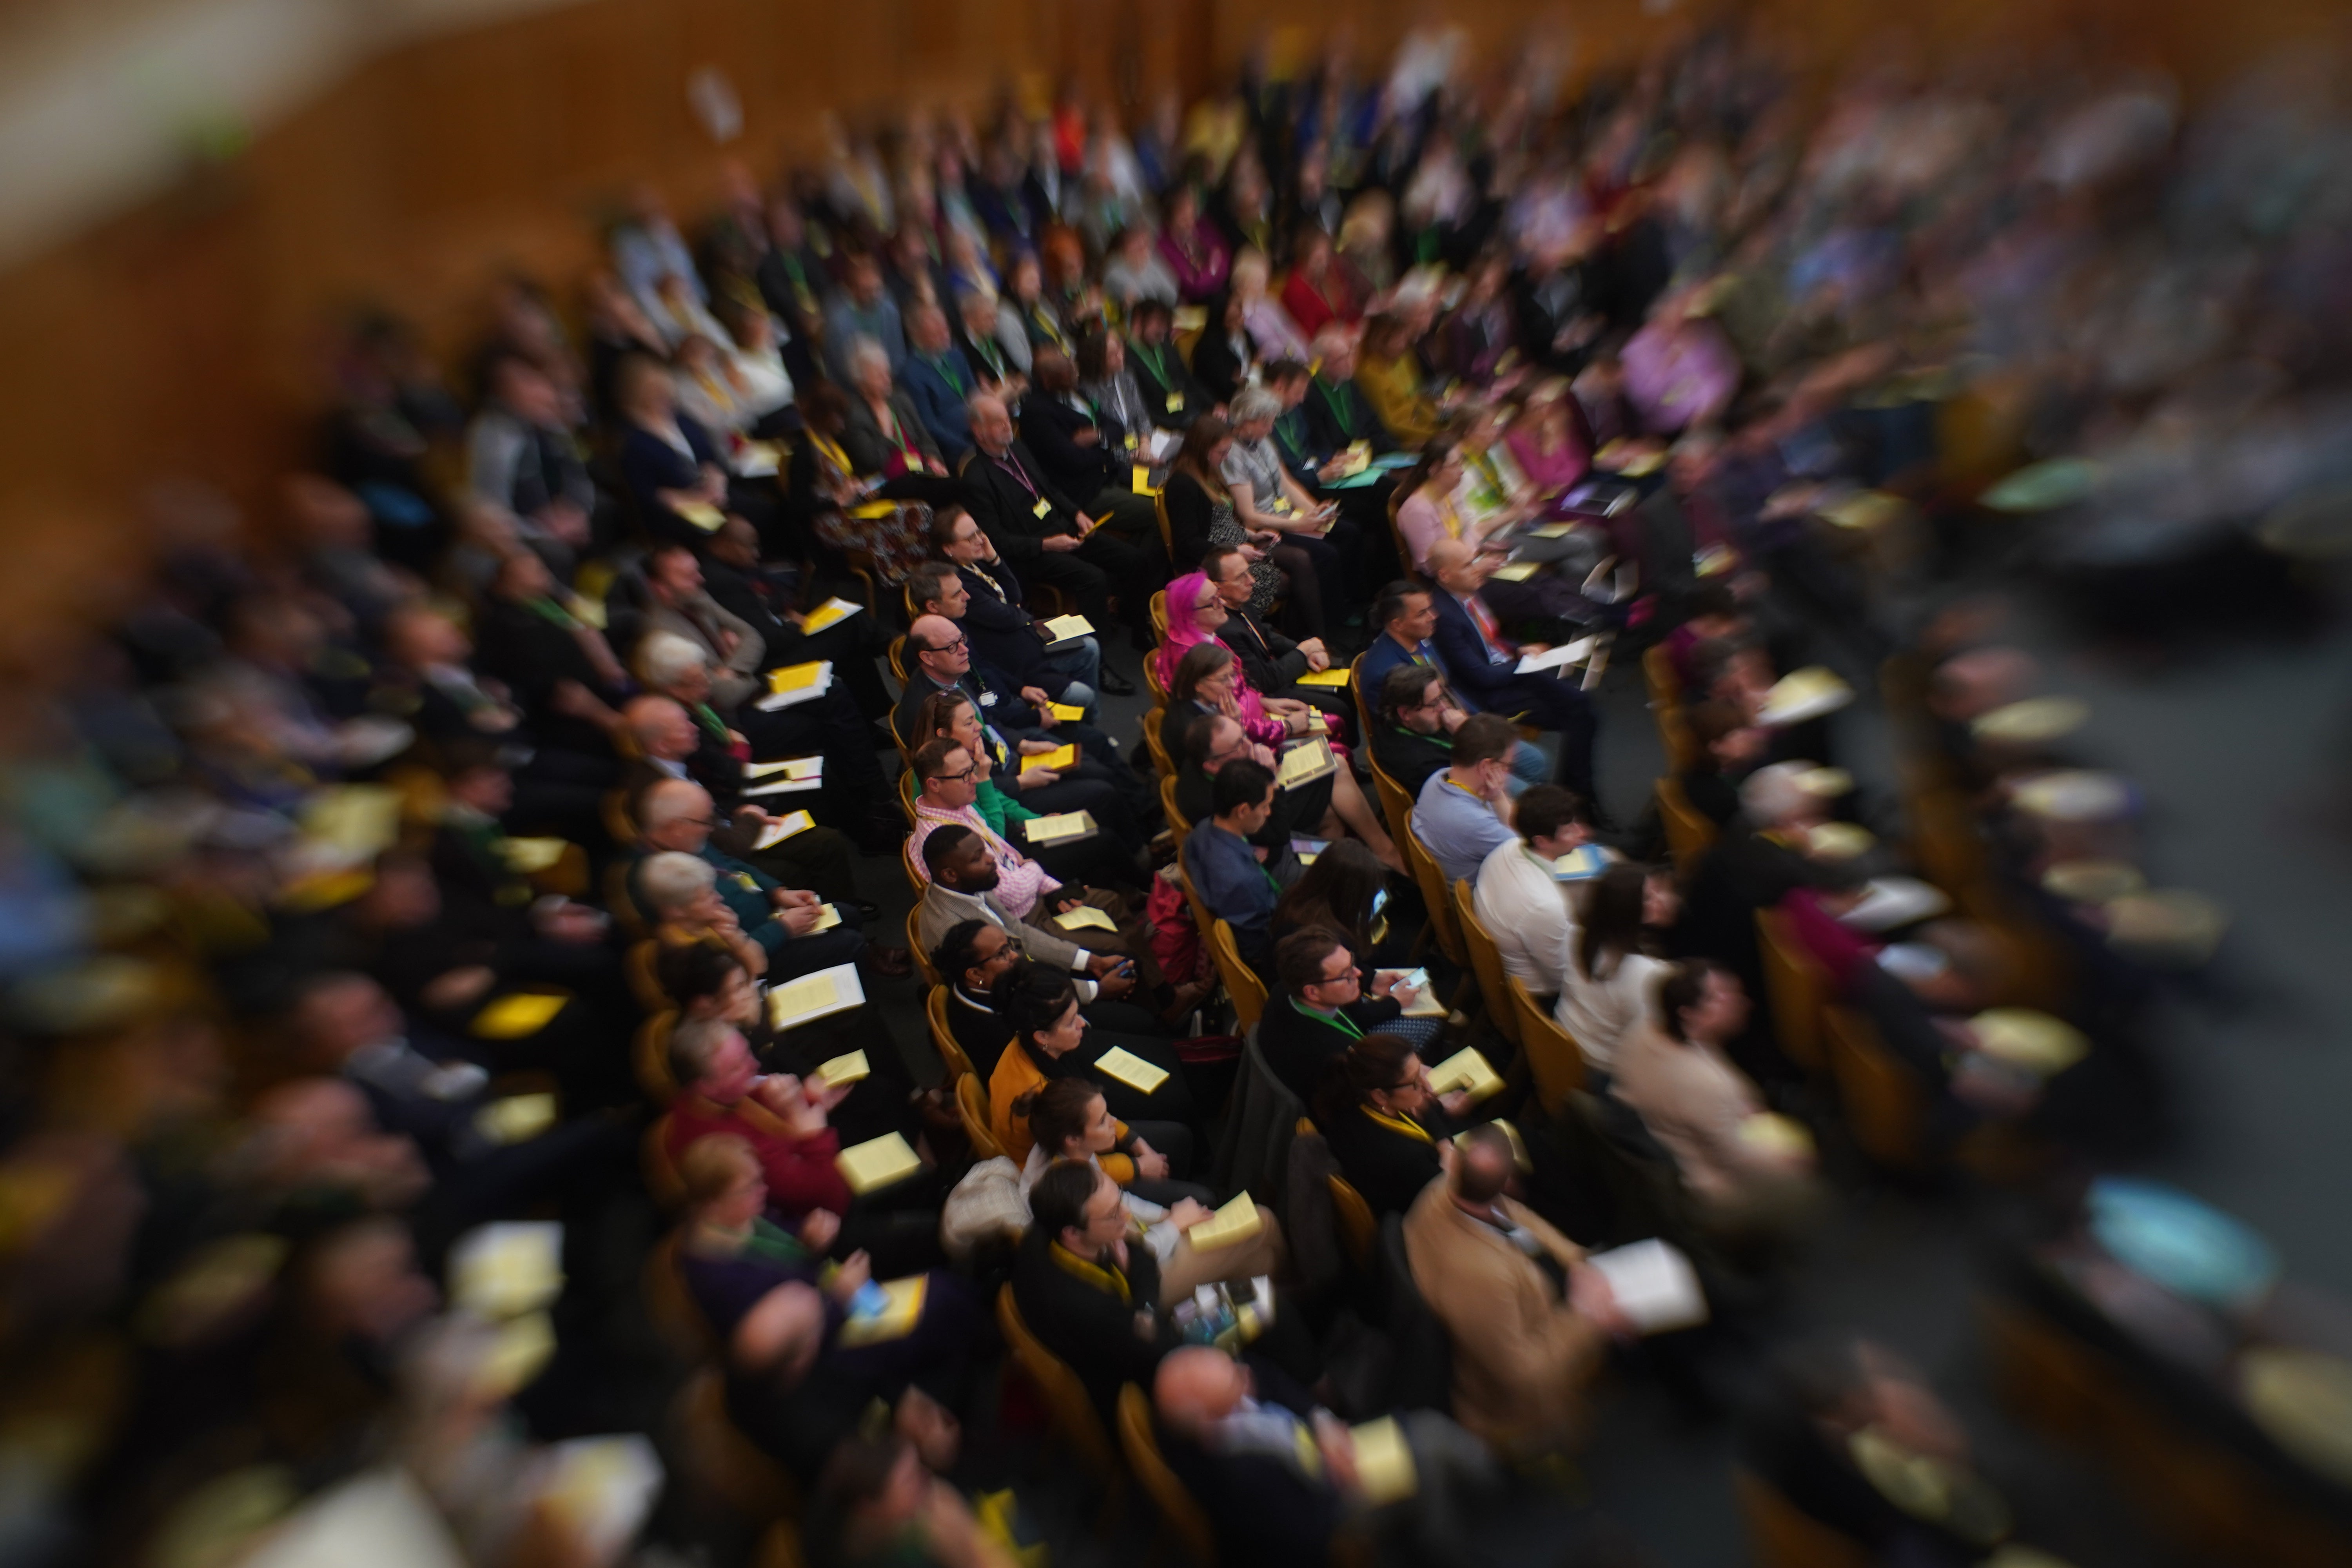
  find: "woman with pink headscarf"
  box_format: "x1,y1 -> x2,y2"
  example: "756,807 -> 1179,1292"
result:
1152,572 -> 1339,744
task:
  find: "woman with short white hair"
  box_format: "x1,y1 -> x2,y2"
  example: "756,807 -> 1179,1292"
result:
1219,386 -> 1356,638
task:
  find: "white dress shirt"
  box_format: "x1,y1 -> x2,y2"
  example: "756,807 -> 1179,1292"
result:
1472,838 -> 1579,998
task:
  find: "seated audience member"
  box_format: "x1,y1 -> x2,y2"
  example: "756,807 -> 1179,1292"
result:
661,1016 -> 940,1274
800,1434 -> 1019,1568
822,251 -> 907,384
931,920 -> 1022,1080
1672,762 -> 1833,1076
1370,662 -> 1468,798
1010,1160 -> 1183,1423
1658,582 -> 1746,695
612,352 -> 764,549
1222,388 -> 1355,639
893,612 -> 1149,853
930,511 -> 1110,706
1190,285 -> 1255,408
1679,696 -> 1769,827
1742,1338 -> 2016,1568
1402,1125 -> 1629,1458
899,302 -> 981,464
913,822 -> 1145,1011
1161,418 -> 1289,625
1172,712 -> 1337,866
1259,926 -> 1433,1103
470,550 -> 630,760
702,521 -> 893,723
1612,962 -> 1820,1246
1359,583 -> 1549,793
1181,760 -> 1294,983
1125,296 -> 1209,425
1162,626 -> 1397,870
622,693 -> 858,904
985,967 -> 1194,1180
466,354 -> 596,581
633,778 -> 906,978
1503,380 -> 1597,506
1019,347 -> 1160,546
1355,310 -> 1443,448
787,382 -> 939,586
840,336 -> 963,508
639,541 -> 769,709
636,851 -> 773,980
1015,1079 -> 1285,1299
1471,785 -> 1596,1002
1155,575 -> 1338,745
909,691 -> 1141,895
1201,543 -> 1350,732
1268,837 -> 1423,975
961,391 -> 1162,650
1412,715 -> 1524,887
657,938 -> 927,1150
1425,539 -> 1599,801
672,1136 -> 974,1483
1074,328 -> 1163,470
1556,862 -> 1680,1082
1154,1346 -> 1503,1568
1314,1033 -> 1466,1220
1101,224 -> 1180,316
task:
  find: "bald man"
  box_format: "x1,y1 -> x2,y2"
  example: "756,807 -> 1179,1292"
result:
620,693 -> 860,905
893,613 -> 1151,858
961,391 -> 1164,650
1425,537 -> 1601,805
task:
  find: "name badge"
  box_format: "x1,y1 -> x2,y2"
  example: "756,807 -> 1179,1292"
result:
1166,393 -> 1185,412
1032,498 -> 1052,518
733,873 -> 760,891
979,691 -> 998,707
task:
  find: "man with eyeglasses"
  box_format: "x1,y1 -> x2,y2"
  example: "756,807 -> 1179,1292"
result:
1200,544 -> 1350,735
1172,715 -> 1329,859
893,613 -> 1149,855
907,554 -> 1105,715
1258,927 -> 1430,1103
915,822 -> 1138,1007
1368,661 -> 1546,800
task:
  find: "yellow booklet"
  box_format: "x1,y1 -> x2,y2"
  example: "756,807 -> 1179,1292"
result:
1293,667 -> 1351,688
813,1050 -> 870,1089
1040,615 -> 1095,645
1350,1416 -> 1419,1504
498,837 -> 569,873
754,810 -> 815,849
673,500 -> 726,532
1489,561 -> 1540,582
1131,465 -> 1156,496
849,499 -> 900,520
836,1275 -> 929,1347
1093,1045 -> 1169,1094
1049,702 -> 1088,722
302,785 -> 405,858
766,962 -> 866,1030
744,756 -> 823,780
472,992 -> 568,1039
1427,1046 -> 1504,1103
797,596 -> 861,634
1276,737 -> 1338,790
767,662 -> 828,695
804,902 -> 842,934
1032,743 -> 1080,772
836,1132 -> 923,1195
1053,904 -> 1118,933
1023,811 -> 1096,844
474,1093 -> 557,1145
1379,968 -> 1446,1019
449,1221 -> 564,1319
1528,522 -> 1576,539
1186,1193 -> 1263,1251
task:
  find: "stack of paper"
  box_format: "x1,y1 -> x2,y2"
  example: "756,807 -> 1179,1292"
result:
449,1221 -> 565,1319
1294,667 -> 1352,688
1276,737 -> 1338,789
1093,1045 -> 1170,1094
1584,1239 -> 1709,1334
756,662 -> 834,711
1187,1194 -> 1264,1251
1040,615 -> 1094,648
1426,1046 -> 1504,1102
1515,638 -> 1597,675
753,810 -> 816,849
835,1276 -> 929,1347
766,962 -> 866,1029
742,757 -> 823,795
1022,811 -> 1097,844
797,597 -> 862,634
813,1050 -> 870,1089
836,1132 -> 923,1195
1349,1417 -> 1419,1505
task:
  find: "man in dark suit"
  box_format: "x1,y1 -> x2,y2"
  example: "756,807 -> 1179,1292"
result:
892,614 -> 1148,853
933,508 -> 1123,701
1124,299 -> 1207,429
1018,348 -> 1163,547
1367,663 -> 1466,798
1425,540 -> 1597,801
1009,1161 -> 1180,1424
961,392 -> 1161,650
1172,714 -> 1332,853
1202,545 -> 1351,735
1257,928 -> 1422,1103
900,302 -> 979,463
1300,329 -> 1397,456
700,516 -> 892,720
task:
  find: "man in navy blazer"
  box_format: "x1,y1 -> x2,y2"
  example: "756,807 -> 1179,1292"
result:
1425,539 -> 1597,801
900,303 -> 978,463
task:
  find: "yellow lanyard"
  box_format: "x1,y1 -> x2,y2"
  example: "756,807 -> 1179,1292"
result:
1361,1105 -> 1434,1144
1048,1241 -> 1132,1304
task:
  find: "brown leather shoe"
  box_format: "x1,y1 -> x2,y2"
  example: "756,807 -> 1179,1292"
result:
867,944 -> 914,978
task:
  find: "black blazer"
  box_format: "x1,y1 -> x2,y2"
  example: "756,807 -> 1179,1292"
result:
618,419 -> 725,544
962,441 -> 1084,569
1258,992 -> 1406,1105
1301,374 -> 1394,456
1009,1228 -> 1176,1423
1321,1102 -> 1447,1218
841,389 -> 943,477
1125,336 -> 1208,428
1220,603 -> 1308,693
955,559 -> 1058,691
1188,328 -> 1254,408
1020,394 -> 1116,503
1368,722 -> 1454,797
1160,470 -> 1226,570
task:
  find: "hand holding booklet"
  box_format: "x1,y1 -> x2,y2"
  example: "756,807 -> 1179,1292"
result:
1583,1239 -> 1708,1334
756,661 -> 834,710
1515,637 -> 1597,675
1040,614 -> 1094,648
1022,811 -> 1097,844
1276,737 -> 1338,789
753,810 -> 815,849
1186,1193 -> 1264,1250
766,963 -> 865,1029
742,757 -> 822,794
1426,1045 -> 1504,1102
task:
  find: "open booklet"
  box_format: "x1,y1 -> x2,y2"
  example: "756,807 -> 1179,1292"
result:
1276,737 -> 1339,789
766,962 -> 865,1030
1584,1239 -> 1709,1334
1516,637 -> 1597,676
753,810 -> 816,850
756,661 -> 834,710
742,757 -> 822,795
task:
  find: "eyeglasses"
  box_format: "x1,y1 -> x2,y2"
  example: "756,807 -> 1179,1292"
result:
917,635 -> 969,654
944,765 -> 980,782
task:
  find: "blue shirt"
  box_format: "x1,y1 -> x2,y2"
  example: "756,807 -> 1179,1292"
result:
1413,769 -> 1516,888
1183,823 -> 1291,982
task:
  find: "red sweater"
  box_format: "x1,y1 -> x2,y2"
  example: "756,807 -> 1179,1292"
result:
662,1093 -> 851,1218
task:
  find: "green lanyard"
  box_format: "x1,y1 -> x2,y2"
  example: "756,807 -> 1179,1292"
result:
693,702 -> 729,742
1314,377 -> 1355,430
1393,723 -> 1450,752
1272,410 -> 1306,463
524,595 -> 580,633
1132,339 -> 1173,389
934,354 -> 966,397
1292,996 -> 1363,1039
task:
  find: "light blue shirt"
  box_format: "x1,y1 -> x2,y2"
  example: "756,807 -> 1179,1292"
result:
1413,768 -> 1515,888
